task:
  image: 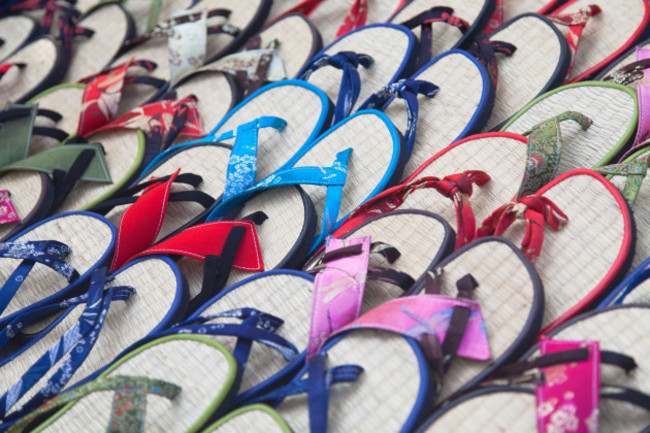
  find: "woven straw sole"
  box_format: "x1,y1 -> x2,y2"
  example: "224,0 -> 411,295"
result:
528,305 -> 650,431
306,0 -> 402,45
304,24 -> 414,114
0,212 -> 115,321
485,14 -> 568,130
192,271 -> 314,395
502,0 -> 556,22
399,133 -> 529,232
309,210 -> 454,310
179,185 -> 313,301
257,13 -> 321,79
63,3 -> 133,84
502,169 -> 632,334
0,37 -> 61,104
501,82 -> 638,173
552,0 -> 650,83
33,335 -> 237,433
390,0 -> 489,59
382,50 -> 489,179
0,172 -> 48,241
202,404 -> 290,433
414,237 -> 542,402
211,81 -> 330,182
0,257 -> 184,416
106,143 -> 231,242
0,15 -> 36,61
596,39 -> 650,89
54,129 -> 145,213
292,111 -> 400,237
278,329 -> 428,432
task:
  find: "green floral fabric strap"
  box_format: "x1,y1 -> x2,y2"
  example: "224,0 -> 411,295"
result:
594,158 -> 648,207
7,376 -> 180,433
517,111 -> 593,199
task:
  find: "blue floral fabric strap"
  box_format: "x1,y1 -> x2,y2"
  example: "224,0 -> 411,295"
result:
207,148 -> 353,251
246,353 -> 363,432
299,51 -> 374,125
215,116 -> 288,200
361,78 -> 439,159
0,240 -> 79,317
0,267 -> 135,421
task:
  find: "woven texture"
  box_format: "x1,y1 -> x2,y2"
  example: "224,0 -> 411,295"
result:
306,25 -> 412,113
196,272 -> 313,393
535,306 -> 650,431
0,213 -> 114,319
278,329 -> 424,432
180,185 -> 308,301
503,0 -> 551,22
294,113 -> 396,235
260,14 -> 318,78
308,0 -> 400,45
554,0 -> 648,81
0,258 -> 181,415
30,86 -> 84,154
0,172 -> 44,240
400,134 -> 528,230
39,337 -> 234,432
601,41 -> 650,90
206,407 -> 287,432
486,15 -> 564,130
55,129 -> 142,213
423,239 -> 537,401
503,172 -> 627,329
390,0 -> 485,59
266,0 -> 295,23
63,4 -> 131,84
213,83 -> 328,181
0,15 -> 36,61
312,211 -> 449,310
382,52 -> 486,179
105,143 -> 231,242
503,84 -> 637,172
0,38 -> 58,104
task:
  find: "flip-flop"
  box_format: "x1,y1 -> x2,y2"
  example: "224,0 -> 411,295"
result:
5,334 -> 240,433
500,82 -> 638,171
360,48 -> 493,179
297,23 -> 417,125
0,256 -> 186,422
0,211 -> 116,328
546,0 -> 650,83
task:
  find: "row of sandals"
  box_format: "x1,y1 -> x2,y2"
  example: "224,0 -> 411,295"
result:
2,0 -> 650,431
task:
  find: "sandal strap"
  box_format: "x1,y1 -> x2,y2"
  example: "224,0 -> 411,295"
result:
467,34 -> 516,90
0,62 -> 25,80
400,7 -> 470,68
361,78 -> 439,159
6,375 -> 179,432
593,158 -> 648,207
299,51 -> 374,125
0,267 -> 135,420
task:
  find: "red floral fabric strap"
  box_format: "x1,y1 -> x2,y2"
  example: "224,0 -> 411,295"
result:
76,58 -> 157,137
482,0 -> 504,35
340,170 -> 490,249
547,5 -> 602,81
477,195 -> 568,264
336,0 -> 368,38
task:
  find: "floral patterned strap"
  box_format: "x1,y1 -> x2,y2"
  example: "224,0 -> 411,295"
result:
476,195 -> 568,264
299,51 -> 374,124
0,190 -> 20,225
341,171 -> 491,250
217,116 -> 287,200
306,236 -> 371,361
336,0 -> 368,38
467,34 -> 516,90
482,0 -> 504,35
602,58 -> 650,86
76,58 -> 157,137
518,111 -> 593,199
547,5 -> 602,82
6,375 -> 180,433
400,7 -> 470,68
361,78 -> 439,159
594,159 -> 648,207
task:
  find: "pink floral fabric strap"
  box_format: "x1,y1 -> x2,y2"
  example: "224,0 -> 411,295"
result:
306,236 -> 371,361
0,190 -> 20,225
535,338 -> 600,433
76,58 -> 157,137
547,5 -> 602,81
